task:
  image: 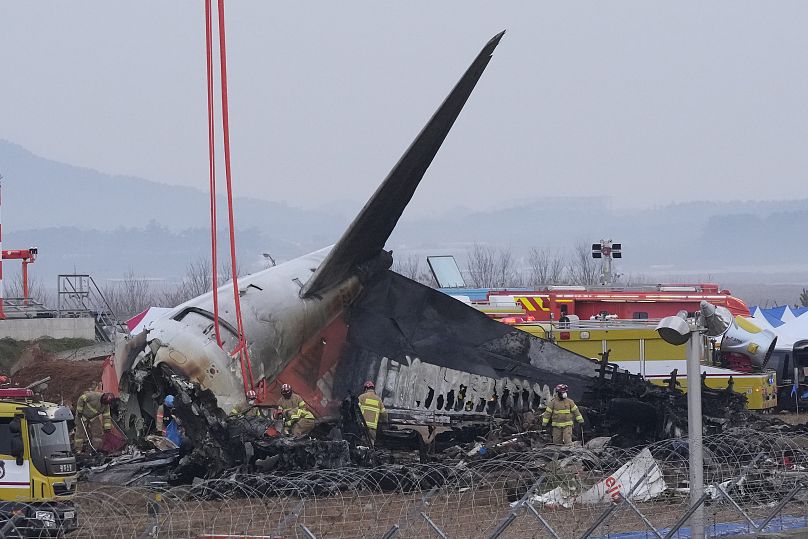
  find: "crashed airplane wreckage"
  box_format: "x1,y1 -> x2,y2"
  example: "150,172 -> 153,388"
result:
111,32 -> 751,481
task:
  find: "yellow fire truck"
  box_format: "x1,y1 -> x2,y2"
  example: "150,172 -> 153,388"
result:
514,321 -> 778,411
0,387 -> 77,536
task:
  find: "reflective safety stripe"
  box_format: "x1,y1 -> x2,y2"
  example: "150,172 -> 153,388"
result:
286,408 -> 314,426
359,396 -> 382,429
552,420 -> 574,427
542,398 -> 585,427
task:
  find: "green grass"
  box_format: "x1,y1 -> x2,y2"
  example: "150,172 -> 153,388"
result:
34,337 -> 95,354
0,337 -> 95,373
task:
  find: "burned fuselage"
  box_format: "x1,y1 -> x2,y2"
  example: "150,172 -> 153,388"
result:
116,247 -> 363,434
117,32 -> 516,439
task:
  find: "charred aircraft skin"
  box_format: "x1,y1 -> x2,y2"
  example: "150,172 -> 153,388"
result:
117,247 -> 364,434
333,270 -> 598,419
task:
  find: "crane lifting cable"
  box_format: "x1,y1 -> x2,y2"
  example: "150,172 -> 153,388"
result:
203,0 -> 255,394
203,0 -> 223,349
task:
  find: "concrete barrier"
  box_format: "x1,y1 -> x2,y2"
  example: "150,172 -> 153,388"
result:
0,318 -> 95,340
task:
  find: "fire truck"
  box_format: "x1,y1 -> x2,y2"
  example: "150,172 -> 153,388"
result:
442,284 -> 779,410
0,387 -> 77,536
448,283 -> 749,323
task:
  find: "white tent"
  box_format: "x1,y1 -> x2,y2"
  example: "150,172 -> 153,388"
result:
748,306 -> 808,350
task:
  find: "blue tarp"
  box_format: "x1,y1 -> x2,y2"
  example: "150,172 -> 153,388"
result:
592,515 -> 808,539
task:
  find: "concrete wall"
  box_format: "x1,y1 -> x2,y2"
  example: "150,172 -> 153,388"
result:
0,318 -> 95,340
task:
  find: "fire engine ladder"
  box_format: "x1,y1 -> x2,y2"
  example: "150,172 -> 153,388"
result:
56,275 -> 128,342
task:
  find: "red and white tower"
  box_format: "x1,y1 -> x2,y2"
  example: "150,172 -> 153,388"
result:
0,178 -> 5,319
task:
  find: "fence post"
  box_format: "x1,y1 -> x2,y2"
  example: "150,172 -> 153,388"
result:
381,486 -> 440,539
488,475 -> 546,539
525,503 -> 561,539
269,498 -> 306,538
381,524 -> 400,539
137,492 -> 161,539
662,493 -> 709,539
755,482 -> 805,533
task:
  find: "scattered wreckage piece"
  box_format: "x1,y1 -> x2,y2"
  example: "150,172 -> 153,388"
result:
79,450 -> 179,487
529,448 -> 667,509
580,360 -> 752,446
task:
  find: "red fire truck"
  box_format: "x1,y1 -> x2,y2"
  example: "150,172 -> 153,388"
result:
460,283 -> 749,323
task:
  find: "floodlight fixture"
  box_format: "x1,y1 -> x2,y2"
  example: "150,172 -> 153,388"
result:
655,311 -> 691,346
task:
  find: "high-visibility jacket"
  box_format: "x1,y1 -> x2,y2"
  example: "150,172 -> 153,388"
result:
277,393 -> 310,417
285,403 -> 315,427
541,397 -> 584,428
76,391 -> 112,431
358,390 -> 386,430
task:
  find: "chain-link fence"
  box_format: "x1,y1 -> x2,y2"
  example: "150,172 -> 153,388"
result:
5,429 -> 808,538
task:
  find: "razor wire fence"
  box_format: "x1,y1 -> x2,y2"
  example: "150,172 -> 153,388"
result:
8,428 -> 808,539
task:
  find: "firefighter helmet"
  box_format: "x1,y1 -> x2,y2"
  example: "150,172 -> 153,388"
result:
554,384 -> 569,394
280,383 -> 292,398
246,389 -> 257,402
363,380 -> 375,390
100,392 -> 115,405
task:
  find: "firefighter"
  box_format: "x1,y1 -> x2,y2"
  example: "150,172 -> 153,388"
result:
74,391 -> 114,452
285,400 -> 316,437
541,384 -> 584,446
231,390 -> 262,416
277,384 -> 305,416
358,380 -> 387,446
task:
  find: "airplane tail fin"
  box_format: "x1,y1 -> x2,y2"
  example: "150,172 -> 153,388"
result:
302,31 -> 505,298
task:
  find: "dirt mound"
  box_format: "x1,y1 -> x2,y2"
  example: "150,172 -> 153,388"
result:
12,353 -> 104,408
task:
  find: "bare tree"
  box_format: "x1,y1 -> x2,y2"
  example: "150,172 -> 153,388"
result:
800,288 -> 808,308
467,244 -> 523,288
566,242 -> 600,286
526,247 -> 566,286
621,272 -> 649,287
157,257 -> 248,309
217,258 -> 243,286
392,254 -> 437,287
467,244 -> 496,288
102,270 -> 157,320
4,273 -> 53,307
184,257 -> 213,297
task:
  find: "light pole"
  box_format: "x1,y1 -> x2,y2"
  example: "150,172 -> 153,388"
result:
591,240 -> 622,285
656,310 -> 706,539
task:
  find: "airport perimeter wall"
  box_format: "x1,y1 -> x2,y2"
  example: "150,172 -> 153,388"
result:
0,317 -> 94,340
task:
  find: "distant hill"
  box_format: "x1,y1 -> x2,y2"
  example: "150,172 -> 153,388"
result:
2,140 -> 806,306
0,140 -> 345,246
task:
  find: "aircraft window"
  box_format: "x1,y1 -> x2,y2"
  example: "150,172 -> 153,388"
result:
633,312 -> 648,320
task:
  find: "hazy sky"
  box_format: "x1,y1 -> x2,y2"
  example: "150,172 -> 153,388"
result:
3,2 -> 808,216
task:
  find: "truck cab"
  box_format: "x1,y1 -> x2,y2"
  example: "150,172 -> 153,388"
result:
0,388 -> 77,536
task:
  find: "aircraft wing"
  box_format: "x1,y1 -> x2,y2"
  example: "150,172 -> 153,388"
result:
301,31 -> 505,298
